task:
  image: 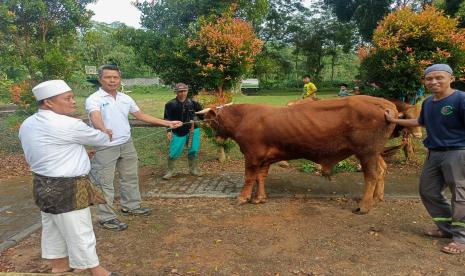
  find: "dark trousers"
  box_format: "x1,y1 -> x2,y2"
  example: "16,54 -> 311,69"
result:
420,150 -> 465,243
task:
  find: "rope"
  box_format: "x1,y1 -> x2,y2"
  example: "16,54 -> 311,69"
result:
131,119 -> 215,142
89,119 -> 216,151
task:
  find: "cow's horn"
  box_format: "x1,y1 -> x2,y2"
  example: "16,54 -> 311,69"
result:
217,102 -> 234,109
195,107 -> 212,115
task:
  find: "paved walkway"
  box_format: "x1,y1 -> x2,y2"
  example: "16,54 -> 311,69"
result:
0,170 -> 420,252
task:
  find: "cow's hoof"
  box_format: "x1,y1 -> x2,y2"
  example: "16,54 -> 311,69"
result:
237,197 -> 249,205
352,207 -> 370,215
374,196 -> 385,202
251,197 -> 267,204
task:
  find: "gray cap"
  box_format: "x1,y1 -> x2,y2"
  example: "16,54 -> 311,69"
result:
424,64 -> 453,76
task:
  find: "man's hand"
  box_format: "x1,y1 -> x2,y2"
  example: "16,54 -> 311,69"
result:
86,149 -> 96,159
384,109 -> 396,123
169,120 -> 183,129
104,129 -> 113,141
166,132 -> 172,141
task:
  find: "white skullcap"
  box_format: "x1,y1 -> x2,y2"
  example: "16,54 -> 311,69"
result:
32,80 -> 72,101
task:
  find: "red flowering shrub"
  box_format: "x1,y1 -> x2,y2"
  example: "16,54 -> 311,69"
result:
359,6 -> 465,99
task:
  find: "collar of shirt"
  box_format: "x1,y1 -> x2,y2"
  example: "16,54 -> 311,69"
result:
97,88 -> 122,98
37,108 -> 70,120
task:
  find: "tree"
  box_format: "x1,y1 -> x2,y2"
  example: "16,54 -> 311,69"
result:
136,0 -> 269,36
0,0 -> 95,80
0,0 -> 95,111
324,0 -> 434,41
359,6 -> 465,100
286,1 -> 355,81
188,9 -> 264,97
79,22 -> 153,78
440,0 -> 465,27
131,1 -> 269,92
258,0 -> 306,43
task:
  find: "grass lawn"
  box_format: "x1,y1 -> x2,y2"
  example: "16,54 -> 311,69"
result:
117,87 -> 341,167
1,85 -> 423,170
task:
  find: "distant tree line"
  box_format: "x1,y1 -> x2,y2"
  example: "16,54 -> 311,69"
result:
1,0 -> 465,104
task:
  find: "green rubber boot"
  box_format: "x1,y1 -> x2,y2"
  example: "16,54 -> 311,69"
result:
162,158 -> 176,180
188,155 -> 203,176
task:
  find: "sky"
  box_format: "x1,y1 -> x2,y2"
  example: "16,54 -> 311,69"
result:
87,0 -> 314,29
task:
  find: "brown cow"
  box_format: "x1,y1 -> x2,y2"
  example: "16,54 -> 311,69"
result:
387,99 -> 422,160
389,99 -> 422,138
287,97 -> 422,160
286,97 -> 318,106
198,95 -> 398,214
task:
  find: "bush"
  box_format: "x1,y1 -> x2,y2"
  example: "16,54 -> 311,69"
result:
333,159 -> 359,173
359,7 -> 465,99
300,159 -> 359,174
9,80 -> 36,114
0,73 -> 13,103
0,113 -> 27,153
300,162 -> 319,173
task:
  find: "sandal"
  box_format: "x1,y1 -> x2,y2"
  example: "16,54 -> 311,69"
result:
424,228 -> 452,239
441,241 -> 465,254
52,268 -> 74,273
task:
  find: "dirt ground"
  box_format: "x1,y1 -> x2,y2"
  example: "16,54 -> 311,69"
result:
2,152 -> 465,275
2,197 -> 465,275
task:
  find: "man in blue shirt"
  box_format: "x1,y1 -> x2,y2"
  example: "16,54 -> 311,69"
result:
385,64 -> 465,254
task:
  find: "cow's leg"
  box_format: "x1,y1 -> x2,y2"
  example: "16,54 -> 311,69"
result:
238,163 -> 258,204
402,136 -> 414,161
354,154 -> 384,214
373,156 -> 387,202
251,164 -> 270,204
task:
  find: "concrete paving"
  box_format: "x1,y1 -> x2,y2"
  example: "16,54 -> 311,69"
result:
1,170 -> 421,252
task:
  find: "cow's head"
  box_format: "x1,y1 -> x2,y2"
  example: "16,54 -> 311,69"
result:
195,103 -> 233,140
399,104 -> 422,138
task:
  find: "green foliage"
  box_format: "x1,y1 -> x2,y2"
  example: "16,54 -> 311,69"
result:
79,23 -> 154,79
133,1 -> 312,93
286,1 -> 356,82
258,0 -> 305,41
0,113 -> 27,153
300,162 -> 318,173
188,10 -> 263,93
443,0 -> 465,27
201,125 -> 237,153
0,73 -> 13,103
359,7 -> 465,100
300,159 -> 358,174
323,0 -> 435,41
136,0 -> 270,36
332,159 -> 358,173
0,0 -> 95,81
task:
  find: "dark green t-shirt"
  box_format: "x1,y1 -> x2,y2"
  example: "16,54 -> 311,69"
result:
418,90 -> 465,149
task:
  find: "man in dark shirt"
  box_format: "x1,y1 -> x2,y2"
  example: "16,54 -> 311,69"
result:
385,64 -> 465,254
162,83 -> 203,179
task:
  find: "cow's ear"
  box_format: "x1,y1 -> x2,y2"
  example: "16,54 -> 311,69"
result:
398,112 -> 405,119
207,109 -> 217,117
